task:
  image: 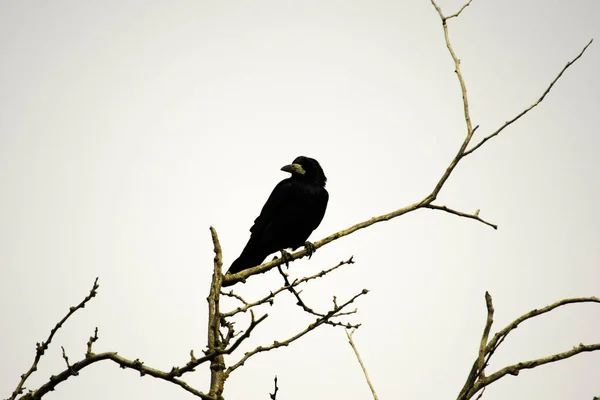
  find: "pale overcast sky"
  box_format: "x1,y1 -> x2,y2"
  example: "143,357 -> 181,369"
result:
1,1 -> 599,400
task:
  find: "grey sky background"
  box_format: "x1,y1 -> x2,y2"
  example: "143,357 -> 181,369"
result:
1,1 -> 599,399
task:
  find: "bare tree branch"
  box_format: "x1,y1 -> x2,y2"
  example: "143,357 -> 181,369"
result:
220,290 -> 249,306
207,227 -> 226,400
222,257 -> 355,318
472,342 -> 600,397
226,3 -> 590,288
60,347 -> 77,377
85,327 -> 99,358
458,294 -> 600,400
223,311 -> 269,355
224,290 -> 368,377
163,312 -> 269,379
445,0 -> 473,20
429,0 -> 476,197
9,278 -> 99,400
458,292 -> 495,399
464,38 -> 594,156
485,297 -> 600,356
477,293 -> 494,378
425,204 -> 497,229
19,351 -> 214,400
276,266 -> 361,328
223,195 -> 491,286
345,329 -> 378,400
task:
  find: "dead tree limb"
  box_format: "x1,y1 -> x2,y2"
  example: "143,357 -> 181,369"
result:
222,2 -> 592,287
458,293 -> 600,400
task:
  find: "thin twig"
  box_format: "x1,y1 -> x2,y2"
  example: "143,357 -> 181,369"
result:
269,376 -> 279,400
276,266 -> 361,328
60,347 -> 78,376
223,312 -> 269,355
426,204 -> 497,229
278,266 -> 324,316
474,387 -> 486,400
445,0 -> 474,20
220,290 -> 249,306
464,39 -> 594,156
86,327 -> 99,357
345,329 -> 378,400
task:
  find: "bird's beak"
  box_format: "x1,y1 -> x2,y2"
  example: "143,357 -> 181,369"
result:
281,163 -> 306,175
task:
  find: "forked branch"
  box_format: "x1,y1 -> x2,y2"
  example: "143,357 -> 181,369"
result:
458,293 -> 600,400
223,2 -> 591,287
8,278 -> 99,400
224,289 -> 368,377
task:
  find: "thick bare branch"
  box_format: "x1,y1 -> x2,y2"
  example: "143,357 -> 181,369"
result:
207,227 -> 226,400
9,278 -> 99,400
476,293 -> 494,376
458,292 -> 494,400
19,352 -> 213,400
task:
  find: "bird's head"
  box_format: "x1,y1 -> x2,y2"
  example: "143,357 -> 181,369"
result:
281,156 -> 327,186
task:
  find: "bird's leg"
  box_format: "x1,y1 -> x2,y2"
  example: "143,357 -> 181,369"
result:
304,241 -> 317,259
278,249 -> 293,268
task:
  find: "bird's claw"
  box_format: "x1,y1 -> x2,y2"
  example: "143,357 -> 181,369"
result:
279,249 -> 293,268
304,241 -> 317,259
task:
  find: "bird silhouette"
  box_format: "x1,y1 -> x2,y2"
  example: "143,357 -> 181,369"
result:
226,156 -> 328,275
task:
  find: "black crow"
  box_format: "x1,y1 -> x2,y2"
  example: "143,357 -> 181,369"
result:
226,156 -> 328,275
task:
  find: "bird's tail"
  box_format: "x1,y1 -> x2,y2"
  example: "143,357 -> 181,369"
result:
226,239 -> 271,275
